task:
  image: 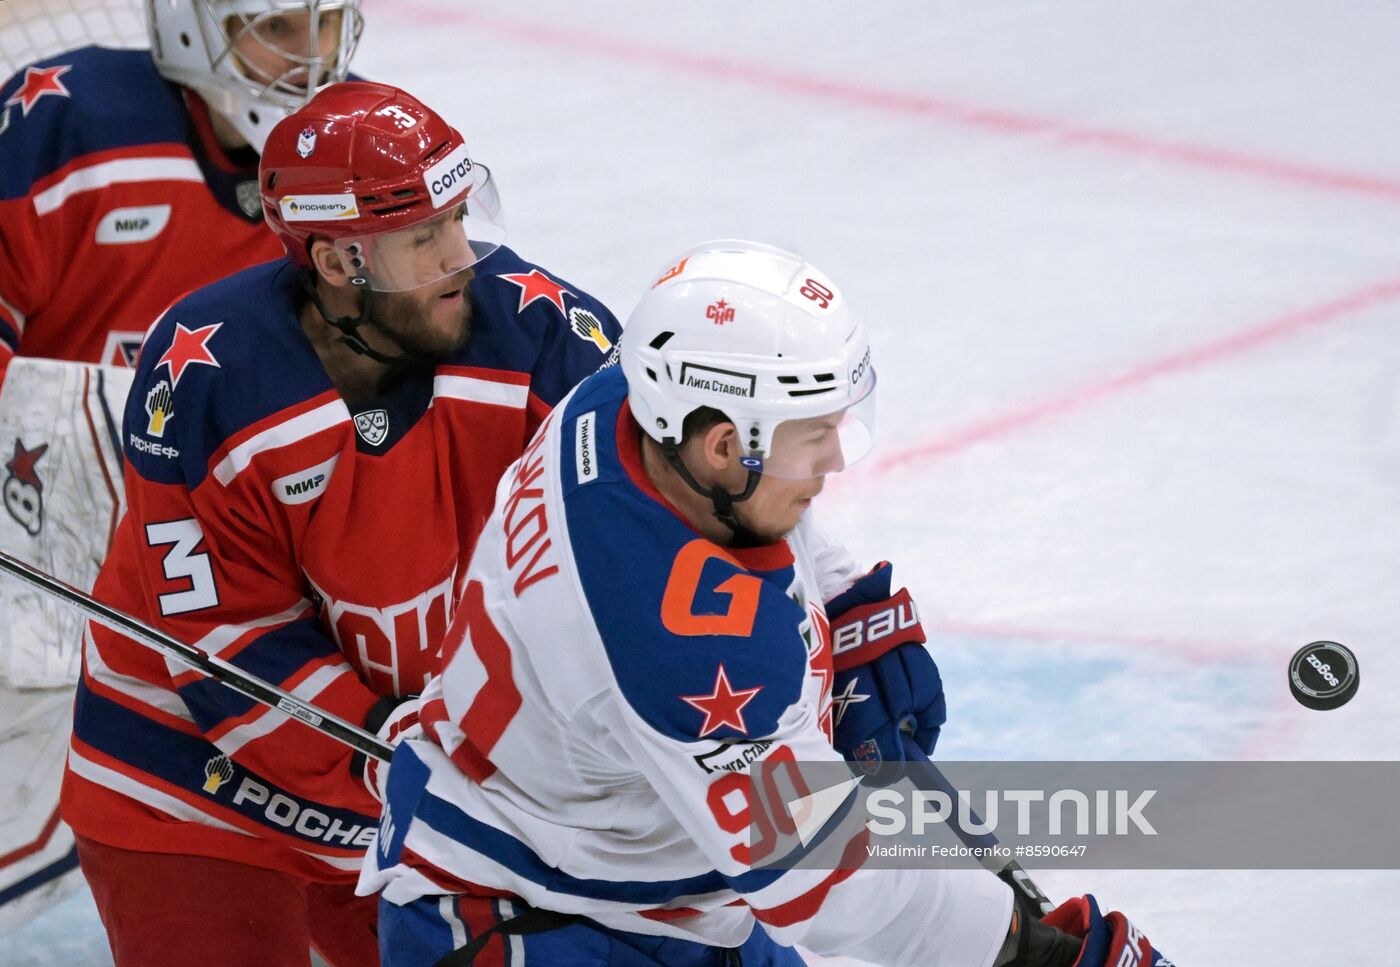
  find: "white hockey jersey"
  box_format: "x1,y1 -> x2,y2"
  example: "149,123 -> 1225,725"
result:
360,365 -> 1012,966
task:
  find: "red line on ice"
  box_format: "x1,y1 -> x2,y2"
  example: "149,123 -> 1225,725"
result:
863,275 -> 1400,474
383,0 -> 1400,203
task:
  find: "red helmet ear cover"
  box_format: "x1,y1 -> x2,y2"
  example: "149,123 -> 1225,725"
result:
259,81 -> 466,267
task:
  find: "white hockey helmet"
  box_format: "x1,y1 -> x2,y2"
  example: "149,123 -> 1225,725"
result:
148,0 -> 363,153
622,239 -> 876,480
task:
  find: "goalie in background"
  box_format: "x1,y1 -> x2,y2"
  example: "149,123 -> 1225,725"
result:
0,0 -> 365,938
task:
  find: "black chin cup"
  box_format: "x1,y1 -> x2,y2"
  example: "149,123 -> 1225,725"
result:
660,439 -> 765,547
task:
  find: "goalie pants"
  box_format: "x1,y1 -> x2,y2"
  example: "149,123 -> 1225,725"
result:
377,891 -> 805,966
74,834 -> 379,967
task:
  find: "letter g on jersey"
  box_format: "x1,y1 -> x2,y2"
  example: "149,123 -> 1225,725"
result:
661,540 -> 761,638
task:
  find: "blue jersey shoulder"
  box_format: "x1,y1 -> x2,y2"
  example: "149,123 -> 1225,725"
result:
460,246 -> 621,407
558,368 -> 809,743
126,259 -> 334,489
0,48 -> 187,202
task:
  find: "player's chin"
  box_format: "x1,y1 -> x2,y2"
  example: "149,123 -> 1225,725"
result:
426,301 -> 472,352
758,502 -> 809,542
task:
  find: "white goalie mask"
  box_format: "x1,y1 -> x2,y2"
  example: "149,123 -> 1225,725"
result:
622,239 -> 877,481
148,0 -> 364,153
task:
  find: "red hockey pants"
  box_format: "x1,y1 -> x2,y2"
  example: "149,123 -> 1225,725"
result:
75,834 -> 379,966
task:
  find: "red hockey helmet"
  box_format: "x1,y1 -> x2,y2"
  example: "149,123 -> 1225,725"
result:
260,81 -> 505,291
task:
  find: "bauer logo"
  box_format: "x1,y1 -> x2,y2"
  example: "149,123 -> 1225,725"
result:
575,411 -> 598,484
831,595 -> 920,656
272,454 -> 339,505
678,363 -> 756,400
279,194 -> 360,222
95,204 -> 171,244
423,143 -> 474,209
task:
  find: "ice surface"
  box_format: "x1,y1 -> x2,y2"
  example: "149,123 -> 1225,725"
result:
10,1 -> 1398,963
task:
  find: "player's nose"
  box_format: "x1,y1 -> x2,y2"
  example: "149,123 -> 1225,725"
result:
439,229 -> 475,275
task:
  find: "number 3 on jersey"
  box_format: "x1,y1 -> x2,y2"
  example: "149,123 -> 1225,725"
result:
144,518 -> 219,615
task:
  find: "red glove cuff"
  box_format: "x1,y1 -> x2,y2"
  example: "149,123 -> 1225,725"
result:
1042,895 -> 1091,938
830,586 -> 925,672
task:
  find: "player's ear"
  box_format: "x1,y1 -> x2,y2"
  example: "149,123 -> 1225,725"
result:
698,421 -> 743,476
309,238 -> 353,288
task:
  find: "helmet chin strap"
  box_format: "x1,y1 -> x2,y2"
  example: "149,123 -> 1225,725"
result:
660,440 -> 766,547
299,273 -> 416,368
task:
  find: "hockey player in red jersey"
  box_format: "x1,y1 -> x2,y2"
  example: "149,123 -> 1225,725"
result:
58,81 -> 623,967
0,0 -> 366,933
360,240 -> 1173,966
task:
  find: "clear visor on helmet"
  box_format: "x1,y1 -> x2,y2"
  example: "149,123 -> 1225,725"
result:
219,2 -> 363,105
333,166 -> 506,292
741,373 -> 878,480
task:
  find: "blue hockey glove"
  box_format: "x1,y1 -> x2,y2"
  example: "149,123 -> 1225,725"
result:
825,563 -> 944,769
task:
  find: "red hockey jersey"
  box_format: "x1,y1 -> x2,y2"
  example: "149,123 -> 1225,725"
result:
60,252 -> 622,881
0,47 -> 282,375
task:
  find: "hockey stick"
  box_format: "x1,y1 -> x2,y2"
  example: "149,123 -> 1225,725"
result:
0,549 -> 392,762
0,549 -> 1058,912
919,762 -> 1055,915
883,713 -> 1058,914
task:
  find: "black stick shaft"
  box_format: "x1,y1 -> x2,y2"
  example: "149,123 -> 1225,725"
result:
0,549 -> 391,762
923,762 -> 1056,915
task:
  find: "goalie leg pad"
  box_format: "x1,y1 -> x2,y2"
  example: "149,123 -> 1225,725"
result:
0,684 -> 83,936
0,358 -> 132,687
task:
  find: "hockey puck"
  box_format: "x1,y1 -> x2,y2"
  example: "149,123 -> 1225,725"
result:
1288,641 -> 1358,711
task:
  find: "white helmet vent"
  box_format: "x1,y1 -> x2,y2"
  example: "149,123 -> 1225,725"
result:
778,372 -> 840,397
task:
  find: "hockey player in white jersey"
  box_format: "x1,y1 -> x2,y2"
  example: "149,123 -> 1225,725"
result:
360,240 -> 1171,966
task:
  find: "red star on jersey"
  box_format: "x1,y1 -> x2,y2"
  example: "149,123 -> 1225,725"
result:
5,65 -> 72,117
680,664 -> 764,738
499,269 -> 572,317
5,439 -> 48,489
156,323 -> 223,388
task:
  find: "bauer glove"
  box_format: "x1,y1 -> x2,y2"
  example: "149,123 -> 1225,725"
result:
998,893 -> 1174,967
826,563 -> 944,768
